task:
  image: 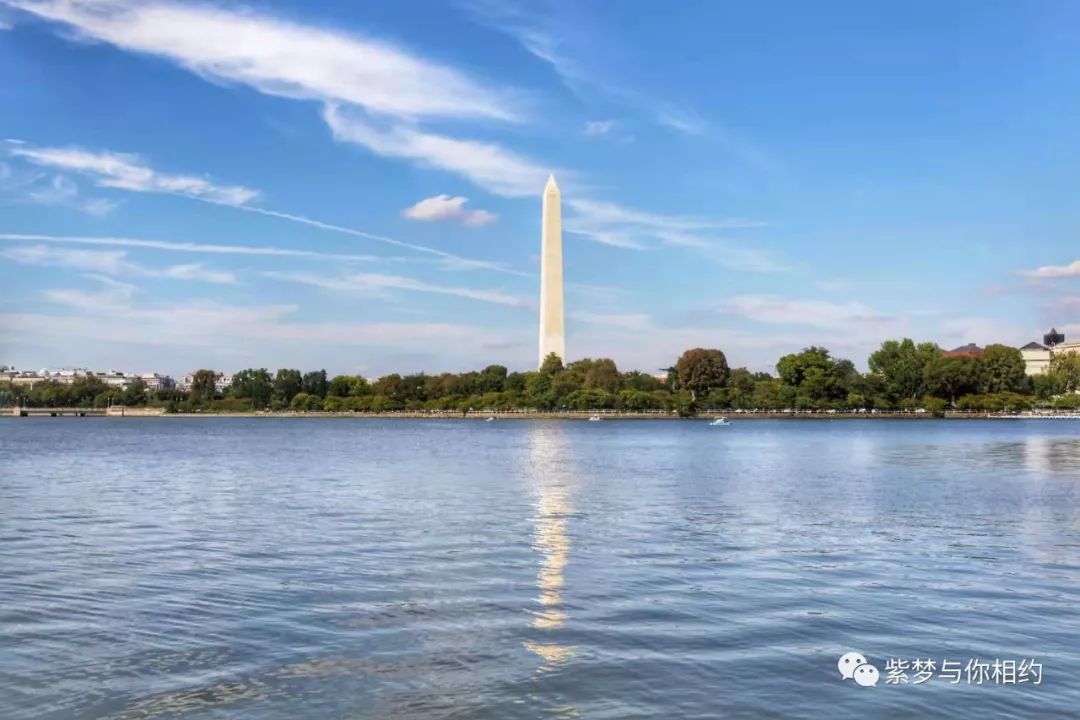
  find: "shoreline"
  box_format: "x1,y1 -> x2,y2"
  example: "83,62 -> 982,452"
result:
8,408 -> 1079,420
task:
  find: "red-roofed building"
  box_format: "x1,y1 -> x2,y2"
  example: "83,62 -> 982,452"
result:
943,343 -> 984,358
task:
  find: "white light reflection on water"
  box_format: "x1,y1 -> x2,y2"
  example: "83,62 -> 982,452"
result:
523,424 -> 578,669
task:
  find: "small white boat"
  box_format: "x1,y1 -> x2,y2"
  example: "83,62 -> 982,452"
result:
588,415 -> 602,422
485,416 -> 497,422
709,417 -> 731,426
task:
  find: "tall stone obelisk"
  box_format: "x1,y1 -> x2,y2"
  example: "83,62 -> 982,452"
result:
538,174 -> 565,368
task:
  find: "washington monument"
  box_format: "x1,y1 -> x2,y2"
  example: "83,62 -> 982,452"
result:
538,174 -> 565,367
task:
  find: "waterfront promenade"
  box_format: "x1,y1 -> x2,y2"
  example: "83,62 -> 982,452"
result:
7,407 -> 1079,420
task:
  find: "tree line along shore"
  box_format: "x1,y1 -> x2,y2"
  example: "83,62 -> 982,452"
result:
4,340 -> 1080,416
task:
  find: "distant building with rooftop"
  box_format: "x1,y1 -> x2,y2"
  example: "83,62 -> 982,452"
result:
1019,329 -> 1080,376
0,367 -> 174,390
943,343 -> 984,358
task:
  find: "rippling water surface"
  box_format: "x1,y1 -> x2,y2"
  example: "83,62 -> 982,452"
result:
2,418 -> 1079,718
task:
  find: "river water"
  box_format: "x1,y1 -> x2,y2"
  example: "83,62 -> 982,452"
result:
1,418 -> 1079,718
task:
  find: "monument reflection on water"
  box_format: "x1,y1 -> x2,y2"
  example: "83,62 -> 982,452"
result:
524,424 -> 577,668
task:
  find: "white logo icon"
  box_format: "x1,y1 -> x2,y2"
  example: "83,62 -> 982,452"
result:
839,651 -> 879,687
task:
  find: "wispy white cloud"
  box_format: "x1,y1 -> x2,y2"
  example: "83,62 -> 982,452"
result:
583,120 -> 615,137
2,144 -> 525,274
323,104 -> 552,198
403,194 -> 496,227
466,0 -> 721,148
564,229 -> 645,251
4,0 -> 516,122
5,1 -> 772,278
657,109 -> 705,136
0,232 -> 384,263
5,0 -> 779,277
571,311 -> 651,331
723,294 -> 895,330
24,174 -> 119,216
7,142 -> 258,205
657,231 -> 791,273
263,270 -> 530,307
566,197 -> 764,233
3,244 -> 128,275
156,263 -> 237,284
2,243 -> 237,284
41,275 -> 139,311
0,159 -> 118,215
2,0 -> 552,209
463,0 -> 590,93
563,196 -> 780,270
3,0 -> 552,228
1021,259 -> 1080,279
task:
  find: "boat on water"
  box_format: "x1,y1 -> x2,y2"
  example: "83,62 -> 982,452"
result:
588,415 -> 602,422
709,417 -> 731,426
485,416 -> 496,422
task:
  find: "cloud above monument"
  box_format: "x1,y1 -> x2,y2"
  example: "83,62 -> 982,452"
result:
2,0 -> 517,122
402,195 -> 497,227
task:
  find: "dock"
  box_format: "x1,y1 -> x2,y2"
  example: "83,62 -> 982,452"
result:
10,407 -> 107,417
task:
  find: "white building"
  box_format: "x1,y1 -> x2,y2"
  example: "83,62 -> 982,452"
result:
95,371 -> 131,388
138,373 -> 174,391
2,368 -> 173,390
178,371 -> 232,393
1020,329 -> 1080,376
1021,342 -> 1051,376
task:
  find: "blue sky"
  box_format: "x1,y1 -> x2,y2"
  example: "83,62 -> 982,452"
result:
1,0 -> 1078,376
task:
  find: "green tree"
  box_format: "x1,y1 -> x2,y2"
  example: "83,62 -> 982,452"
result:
477,365 -> 508,393
617,388 -> 663,410
564,388 -> 615,410
1031,372 -> 1065,401
540,353 -> 564,375
1053,394 -> 1080,410
289,392 -> 323,412
274,369 -> 302,404
373,374 -> 408,404
301,369 -> 329,398
231,368 -> 273,408
776,346 -> 831,388
122,377 -> 148,406
775,347 -> 855,409
923,355 -> 979,404
868,339 -> 942,401
524,372 -> 555,409
1048,350 -> 1080,393
190,369 -> 218,403
550,372 -> 581,406
565,358 -> 620,393
922,396 -> 947,417
725,368 -> 757,408
674,348 -> 730,405
976,344 -> 1027,394
751,378 -> 782,409
401,373 -> 428,402
505,372 -> 527,394
622,371 -> 664,392
327,374 -> 371,398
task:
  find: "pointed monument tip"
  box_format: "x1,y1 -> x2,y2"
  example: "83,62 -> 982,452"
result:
545,173 -> 559,191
